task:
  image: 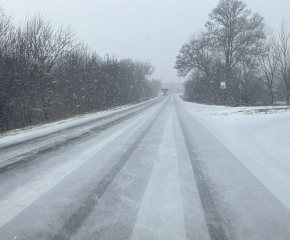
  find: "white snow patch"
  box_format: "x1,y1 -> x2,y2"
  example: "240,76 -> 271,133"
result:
179,97 -> 290,210
131,113 -> 187,239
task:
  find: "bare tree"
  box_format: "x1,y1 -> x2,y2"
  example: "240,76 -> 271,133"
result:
236,55 -> 265,104
0,8 -> 15,131
0,8 -> 13,52
175,33 -> 227,104
206,0 -> 265,72
258,35 -> 279,104
276,21 -> 290,105
175,33 -> 218,77
24,15 -> 75,72
175,0 -> 267,105
0,9 -> 157,132
24,15 -> 76,120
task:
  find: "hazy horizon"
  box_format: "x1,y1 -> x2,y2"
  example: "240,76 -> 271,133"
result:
0,0 -> 289,83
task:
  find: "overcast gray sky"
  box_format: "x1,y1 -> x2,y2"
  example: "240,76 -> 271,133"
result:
0,0 -> 289,83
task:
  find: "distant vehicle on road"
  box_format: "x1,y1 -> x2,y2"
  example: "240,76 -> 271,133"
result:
162,87 -> 168,96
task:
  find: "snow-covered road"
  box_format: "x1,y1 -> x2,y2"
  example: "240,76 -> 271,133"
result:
0,95 -> 290,240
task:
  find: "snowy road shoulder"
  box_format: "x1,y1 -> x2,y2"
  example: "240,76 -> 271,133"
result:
178,97 -> 290,210
0,97 -> 162,148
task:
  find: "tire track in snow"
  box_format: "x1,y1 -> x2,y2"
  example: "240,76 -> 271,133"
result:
0,106 -> 160,230
175,99 -> 229,240
130,111 -> 187,239
52,98 -> 169,240
0,98 -> 164,174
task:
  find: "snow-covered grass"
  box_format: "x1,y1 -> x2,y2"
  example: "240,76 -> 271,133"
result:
0,97 -> 160,148
180,100 -> 290,168
179,97 -> 290,210
0,104 -> 133,138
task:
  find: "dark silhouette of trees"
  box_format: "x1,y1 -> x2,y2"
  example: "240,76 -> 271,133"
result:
0,10 -> 160,132
176,0 -> 290,106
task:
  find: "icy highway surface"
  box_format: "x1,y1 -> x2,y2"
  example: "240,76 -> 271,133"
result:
1,95 -> 290,240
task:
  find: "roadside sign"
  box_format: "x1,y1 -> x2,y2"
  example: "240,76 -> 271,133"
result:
220,81 -> 226,90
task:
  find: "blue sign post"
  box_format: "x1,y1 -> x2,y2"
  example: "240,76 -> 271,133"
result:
220,81 -> 226,90
220,81 -> 226,104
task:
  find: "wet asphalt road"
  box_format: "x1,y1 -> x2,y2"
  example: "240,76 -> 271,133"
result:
1,95 -> 290,240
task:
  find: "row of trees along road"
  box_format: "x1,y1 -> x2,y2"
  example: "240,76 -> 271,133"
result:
175,0 -> 290,106
0,9 -> 162,132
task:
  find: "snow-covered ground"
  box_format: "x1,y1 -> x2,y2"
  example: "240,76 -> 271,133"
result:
0,97 -> 160,148
1,95 -> 290,239
180,97 -> 290,210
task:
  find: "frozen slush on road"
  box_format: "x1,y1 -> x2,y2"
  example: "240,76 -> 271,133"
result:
1,95 -> 290,240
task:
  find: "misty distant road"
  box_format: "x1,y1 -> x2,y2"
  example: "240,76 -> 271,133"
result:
1,95 -> 290,240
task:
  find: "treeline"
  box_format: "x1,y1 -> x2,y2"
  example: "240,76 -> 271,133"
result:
0,9 -> 161,132
175,0 -> 290,106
